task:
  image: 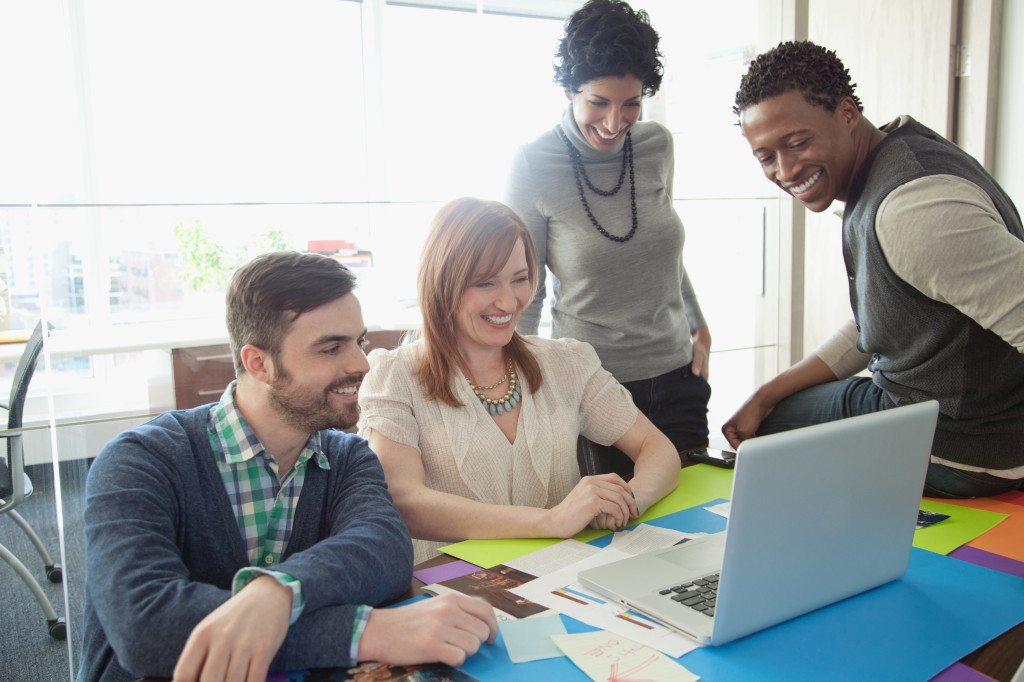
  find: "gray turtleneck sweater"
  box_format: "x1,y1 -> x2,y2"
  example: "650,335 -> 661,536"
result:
505,105 -> 706,383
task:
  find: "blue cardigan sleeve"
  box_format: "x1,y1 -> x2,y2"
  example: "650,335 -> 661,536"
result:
270,433 -> 414,669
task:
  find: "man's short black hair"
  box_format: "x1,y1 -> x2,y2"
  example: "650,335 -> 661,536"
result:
733,40 -> 863,116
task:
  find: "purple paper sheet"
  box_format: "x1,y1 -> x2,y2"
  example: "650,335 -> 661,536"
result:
929,662 -> 997,681
413,559 -> 482,585
950,545 -> 1024,578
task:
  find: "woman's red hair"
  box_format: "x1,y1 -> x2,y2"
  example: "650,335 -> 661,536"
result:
415,197 -> 543,406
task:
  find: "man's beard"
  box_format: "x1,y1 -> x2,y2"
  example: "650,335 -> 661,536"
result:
268,360 -> 362,433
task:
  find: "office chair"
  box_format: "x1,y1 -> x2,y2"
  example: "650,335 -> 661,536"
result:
577,436 -> 706,480
0,320 -> 66,640
576,435 -> 635,480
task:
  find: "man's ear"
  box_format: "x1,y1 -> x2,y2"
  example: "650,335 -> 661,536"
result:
837,96 -> 861,128
240,344 -> 272,384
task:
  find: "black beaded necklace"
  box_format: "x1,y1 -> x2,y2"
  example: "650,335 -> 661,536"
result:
558,128 -> 637,243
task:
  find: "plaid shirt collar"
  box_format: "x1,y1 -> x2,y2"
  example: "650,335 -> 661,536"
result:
209,381 -> 330,472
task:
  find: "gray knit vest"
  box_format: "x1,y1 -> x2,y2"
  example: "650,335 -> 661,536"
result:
843,117 -> 1024,469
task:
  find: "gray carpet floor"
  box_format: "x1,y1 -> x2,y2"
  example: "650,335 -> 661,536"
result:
2,460 -> 90,682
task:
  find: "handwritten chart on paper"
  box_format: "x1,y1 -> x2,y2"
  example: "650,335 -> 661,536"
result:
551,631 -> 699,682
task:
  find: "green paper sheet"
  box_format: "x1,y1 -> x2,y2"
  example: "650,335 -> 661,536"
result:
439,464 -> 735,567
913,499 -> 1008,555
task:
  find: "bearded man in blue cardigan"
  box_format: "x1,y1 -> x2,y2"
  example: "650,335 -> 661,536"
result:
78,251 -> 496,682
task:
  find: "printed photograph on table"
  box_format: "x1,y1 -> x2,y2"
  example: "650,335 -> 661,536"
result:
436,565 -> 548,619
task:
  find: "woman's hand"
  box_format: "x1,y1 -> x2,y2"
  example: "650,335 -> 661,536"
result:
590,504 -> 638,531
691,326 -> 711,379
546,474 -> 638,538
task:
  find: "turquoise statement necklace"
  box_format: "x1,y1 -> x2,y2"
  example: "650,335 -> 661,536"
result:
467,357 -> 521,415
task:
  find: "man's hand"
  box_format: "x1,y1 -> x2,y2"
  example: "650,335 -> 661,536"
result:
173,575 -> 292,682
721,397 -> 773,450
358,593 -> 498,667
722,354 -> 840,450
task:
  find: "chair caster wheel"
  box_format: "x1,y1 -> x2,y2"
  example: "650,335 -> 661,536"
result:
46,564 -> 63,583
48,617 -> 67,640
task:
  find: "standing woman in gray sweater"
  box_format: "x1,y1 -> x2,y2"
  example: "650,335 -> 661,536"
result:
505,0 -> 712,455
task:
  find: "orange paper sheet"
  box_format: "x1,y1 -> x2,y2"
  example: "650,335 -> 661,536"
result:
991,490 -> 1024,508
926,494 -> 1024,562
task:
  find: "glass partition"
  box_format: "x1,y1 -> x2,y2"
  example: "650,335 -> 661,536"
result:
0,1 -> 786,678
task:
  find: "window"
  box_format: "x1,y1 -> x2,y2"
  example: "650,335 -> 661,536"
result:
1,0 -> 785,430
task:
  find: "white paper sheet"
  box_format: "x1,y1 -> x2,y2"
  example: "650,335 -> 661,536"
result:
504,539 -> 602,575
552,631 -> 700,682
510,547 -> 702,658
609,525 -> 706,554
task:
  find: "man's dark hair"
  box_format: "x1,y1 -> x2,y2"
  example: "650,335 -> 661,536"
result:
226,251 -> 357,375
554,0 -> 663,97
733,40 -> 863,116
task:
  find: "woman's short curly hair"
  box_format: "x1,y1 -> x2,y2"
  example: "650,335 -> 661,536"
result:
554,0 -> 663,97
733,41 -> 863,116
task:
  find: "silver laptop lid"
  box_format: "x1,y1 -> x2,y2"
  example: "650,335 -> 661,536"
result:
712,400 -> 938,644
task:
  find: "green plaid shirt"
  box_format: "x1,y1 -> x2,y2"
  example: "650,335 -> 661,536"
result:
208,382 -> 370,658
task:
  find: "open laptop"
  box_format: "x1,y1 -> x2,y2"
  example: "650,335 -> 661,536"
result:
578,400 -> 939,646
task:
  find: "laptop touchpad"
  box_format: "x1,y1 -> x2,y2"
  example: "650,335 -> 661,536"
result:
658,538 -> 725,571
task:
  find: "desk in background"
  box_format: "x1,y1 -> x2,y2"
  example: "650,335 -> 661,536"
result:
0,303 -> 421,365
1,321 -> 415,465
171,329 -> 409,410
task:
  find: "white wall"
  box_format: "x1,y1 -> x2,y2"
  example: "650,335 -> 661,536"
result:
995,0 -> 1024,206
801,0 -> 956,356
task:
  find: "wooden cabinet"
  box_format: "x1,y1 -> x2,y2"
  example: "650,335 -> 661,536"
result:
173,344 -> 236,410
363,329 -> 409,353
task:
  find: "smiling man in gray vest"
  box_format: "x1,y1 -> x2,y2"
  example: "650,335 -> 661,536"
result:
723,40 -> 1024,498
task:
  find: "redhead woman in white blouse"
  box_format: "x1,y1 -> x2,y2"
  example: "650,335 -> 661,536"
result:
358,197 -> 679,562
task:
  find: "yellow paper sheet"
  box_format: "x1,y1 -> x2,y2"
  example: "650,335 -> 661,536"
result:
551,631 -> 699,682
440,465 -> 734,567
913,499 -> 1008,555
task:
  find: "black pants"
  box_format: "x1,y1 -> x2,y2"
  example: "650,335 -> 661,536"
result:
621,362 -> 711,454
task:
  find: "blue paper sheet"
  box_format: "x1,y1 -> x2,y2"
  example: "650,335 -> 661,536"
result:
678,548 -> 1024,681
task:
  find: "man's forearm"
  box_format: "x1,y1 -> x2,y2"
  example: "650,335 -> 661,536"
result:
754,354 -> 840,408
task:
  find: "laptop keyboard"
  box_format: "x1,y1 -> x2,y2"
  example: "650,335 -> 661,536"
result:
658,573 -> 719,617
